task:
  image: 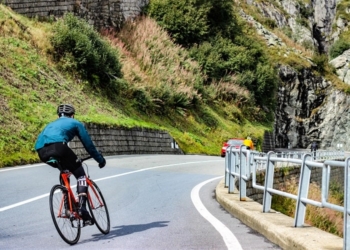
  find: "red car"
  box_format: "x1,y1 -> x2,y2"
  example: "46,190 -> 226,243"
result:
221,138 -> 244,157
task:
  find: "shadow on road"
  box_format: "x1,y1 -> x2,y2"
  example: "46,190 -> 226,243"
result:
80,221 -> 170,243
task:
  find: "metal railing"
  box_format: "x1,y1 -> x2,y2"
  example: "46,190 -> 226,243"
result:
224,146 -> 349,249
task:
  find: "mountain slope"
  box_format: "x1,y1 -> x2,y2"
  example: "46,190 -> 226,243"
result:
0,5 -> 269,167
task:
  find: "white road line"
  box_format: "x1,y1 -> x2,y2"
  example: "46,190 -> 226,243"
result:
0,160 -> 222,212
191,176 -> 243,250
0,163 -> 46,172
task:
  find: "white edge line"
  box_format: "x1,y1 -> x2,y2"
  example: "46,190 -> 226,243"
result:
0,160 -> 222,212
191,176 -> 243,250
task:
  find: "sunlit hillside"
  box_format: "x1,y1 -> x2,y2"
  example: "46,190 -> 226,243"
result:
0,4 -> 270,167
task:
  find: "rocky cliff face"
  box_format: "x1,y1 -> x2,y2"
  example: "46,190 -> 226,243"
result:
241,0 -> 350,150
274,65 -> 350,150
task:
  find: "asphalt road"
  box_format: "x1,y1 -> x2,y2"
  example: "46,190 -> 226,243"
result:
0,154 -> 280,249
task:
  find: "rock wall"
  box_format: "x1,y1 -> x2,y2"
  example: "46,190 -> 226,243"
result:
68,124 -> 183,158
275,64 -> 350,151
3,0 -> 149,29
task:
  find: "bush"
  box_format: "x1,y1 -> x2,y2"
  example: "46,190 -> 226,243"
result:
190,37 -> 264,82
50,13 -> 123,92
312,52 -> 328,73
329,38 -> 350,59
190,36 -> 277,111
146,0 -> 210,47
146,0 -> 238,47
263,18 -> 277,29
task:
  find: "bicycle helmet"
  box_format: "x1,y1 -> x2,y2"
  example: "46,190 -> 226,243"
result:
57,104 -> 75,116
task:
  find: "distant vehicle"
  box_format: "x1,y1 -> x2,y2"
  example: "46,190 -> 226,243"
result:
221,138 -> 244,157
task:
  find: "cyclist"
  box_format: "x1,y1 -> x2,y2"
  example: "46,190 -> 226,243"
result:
35,104 -> 106,226
243,136 -> 254,150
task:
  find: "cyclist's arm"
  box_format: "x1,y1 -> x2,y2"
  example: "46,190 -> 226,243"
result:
75,122 -> 104,164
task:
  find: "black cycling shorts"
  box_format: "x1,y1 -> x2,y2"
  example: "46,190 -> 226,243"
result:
37,142 -> 85,178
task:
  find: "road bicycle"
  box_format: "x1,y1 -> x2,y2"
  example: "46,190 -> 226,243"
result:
48,156 -> 110,245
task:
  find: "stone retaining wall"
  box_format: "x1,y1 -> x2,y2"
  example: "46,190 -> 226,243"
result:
69,124 -> 183,158
3,0 -> 148,29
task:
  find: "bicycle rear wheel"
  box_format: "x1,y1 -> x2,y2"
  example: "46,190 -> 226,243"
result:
49,184 -> 81,245
88,180 -> 110,234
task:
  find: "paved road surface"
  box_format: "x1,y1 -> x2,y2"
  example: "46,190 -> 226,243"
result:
0,154 -> 280,249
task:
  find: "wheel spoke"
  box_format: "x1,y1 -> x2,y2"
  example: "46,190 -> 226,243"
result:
50,185 -> 81,244
88,181 -> 110,234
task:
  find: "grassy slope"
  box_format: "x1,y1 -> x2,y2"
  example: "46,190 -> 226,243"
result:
0,5 -> 269,167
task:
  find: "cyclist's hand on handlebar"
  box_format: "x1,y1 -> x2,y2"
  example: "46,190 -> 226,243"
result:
99,158 -> 106,168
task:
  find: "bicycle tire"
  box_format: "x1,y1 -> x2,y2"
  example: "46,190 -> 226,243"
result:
49,184 -> 81,245
88,180 -> 110,234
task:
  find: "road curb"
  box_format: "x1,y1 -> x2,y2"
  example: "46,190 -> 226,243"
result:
215,178 -> 343,250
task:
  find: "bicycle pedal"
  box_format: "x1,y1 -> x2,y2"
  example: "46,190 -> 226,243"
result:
69,214 -> 77,222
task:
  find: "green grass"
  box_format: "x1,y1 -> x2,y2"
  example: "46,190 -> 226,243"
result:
0,5 -> 271,167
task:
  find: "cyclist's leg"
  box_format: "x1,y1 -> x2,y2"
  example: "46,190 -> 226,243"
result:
71,166 -> 93,225
76,174 -> 94,226
65,155 -> 94,226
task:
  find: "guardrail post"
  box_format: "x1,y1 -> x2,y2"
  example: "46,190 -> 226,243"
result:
228,149 -> 236,193
225,146 -> 231,187
239,146 -> 247,201
294,154 -> 312,227
344,157 -> 350,249
262,151 -> 275,213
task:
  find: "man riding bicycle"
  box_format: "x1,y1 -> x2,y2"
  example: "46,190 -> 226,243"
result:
35,104 -> 106,226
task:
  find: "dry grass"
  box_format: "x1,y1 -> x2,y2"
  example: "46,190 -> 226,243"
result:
274,178 -> 343,237
272,28 -> 314,58
115,17 -> 204,99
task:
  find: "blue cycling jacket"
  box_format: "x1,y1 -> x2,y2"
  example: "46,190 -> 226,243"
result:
35,117 -> 104,164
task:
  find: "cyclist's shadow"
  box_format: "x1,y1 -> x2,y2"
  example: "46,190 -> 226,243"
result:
81,221 -> 170,243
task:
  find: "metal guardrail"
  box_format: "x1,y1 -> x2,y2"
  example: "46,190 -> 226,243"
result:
224,146 -> 349,250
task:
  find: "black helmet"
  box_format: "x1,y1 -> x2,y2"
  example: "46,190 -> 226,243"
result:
57,104 -> 75,116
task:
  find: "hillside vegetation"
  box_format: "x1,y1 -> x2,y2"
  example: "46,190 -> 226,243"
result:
0,3 -> 274,167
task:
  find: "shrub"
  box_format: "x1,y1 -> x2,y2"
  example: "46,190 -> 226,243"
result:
312,52 -> 328,73
132,88 -> 155,114
189,35 -> 277,113
329,38 -> 350,59
146,0 -> 239,47
263,18 -> 277,29
50,13 -> 123,92
146,0 -> 210,47
190,37 -> 264,82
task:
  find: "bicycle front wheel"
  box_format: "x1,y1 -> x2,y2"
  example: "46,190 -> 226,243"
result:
88,180 -> 110,234
49,184 -> 81,245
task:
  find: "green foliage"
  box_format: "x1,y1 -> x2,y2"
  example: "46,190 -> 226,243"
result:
0,4 -> 271,168
132,88 -> 155,114
281,26 -> 293,39
196,107 -> 218,128
50,13 -> 123,92
298,1 -> 313,19
312,53 -> 328,73
329,181 -> 344,205
147,0 -> 239,47
190,36 -> 278,110
147,0 -> 277,119
146,0 -> 210,47
295,17 -> 309,27
263,18 -> 277,29
329,38 -> 350,59
205,0 -> 239,40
